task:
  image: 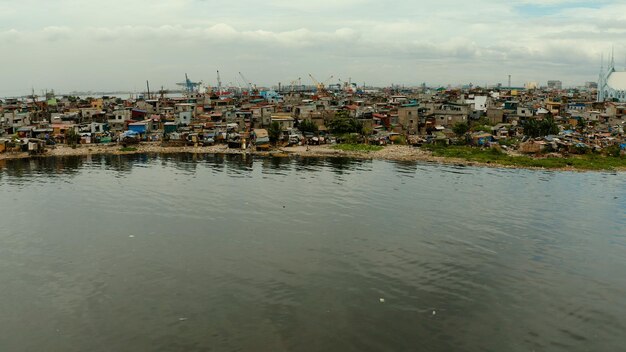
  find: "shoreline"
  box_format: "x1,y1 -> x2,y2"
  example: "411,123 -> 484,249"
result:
0,143 -> 624,172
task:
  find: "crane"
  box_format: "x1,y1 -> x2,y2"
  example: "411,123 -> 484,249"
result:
233,76 -> 244,95
309,74 -> 334,95
238,72 -> 256,95
290,77 -> 301,92
176,73 -> 201,94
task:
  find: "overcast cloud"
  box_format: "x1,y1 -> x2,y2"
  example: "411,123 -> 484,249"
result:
1,0 -> 625,95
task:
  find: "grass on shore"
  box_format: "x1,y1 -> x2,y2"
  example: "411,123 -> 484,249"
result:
119,147 -> 138,152
332,144 -> 384,152
423,144 -> 626,171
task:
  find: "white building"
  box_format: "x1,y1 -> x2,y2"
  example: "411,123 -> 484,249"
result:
547,80 -> 562,90
464,95 -> 488,112
177,111 -> 192,126
524,82 -> 538,90
598,52 -> 626,102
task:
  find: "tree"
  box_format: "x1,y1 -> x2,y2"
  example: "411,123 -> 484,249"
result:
523,118 -> 540,138
474,116 -> 493,126
452,122 -> 469,137
335,110 -> 350,119
523,118 -> 559,137
327,114 -> 363,135
268,121 -> 281,144
539,117 -> 559,136
299,119 -> 318,134
66,128 -> 80,147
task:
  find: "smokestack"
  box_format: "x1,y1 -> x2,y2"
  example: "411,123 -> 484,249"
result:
508,75 -> 511,88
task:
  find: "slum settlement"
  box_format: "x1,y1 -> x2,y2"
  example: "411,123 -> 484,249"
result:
1,77 -> 625,165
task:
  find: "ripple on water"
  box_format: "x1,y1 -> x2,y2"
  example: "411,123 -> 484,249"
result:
0,154 -> 625,352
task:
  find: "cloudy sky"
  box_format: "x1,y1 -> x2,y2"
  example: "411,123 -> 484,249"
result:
1,0 -> 625,96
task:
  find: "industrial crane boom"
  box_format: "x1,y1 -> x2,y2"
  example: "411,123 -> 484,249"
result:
238,72 -> 254,94
309,74 -> 334,93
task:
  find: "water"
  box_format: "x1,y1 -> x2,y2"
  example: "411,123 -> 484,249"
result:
0,154 -> 625,351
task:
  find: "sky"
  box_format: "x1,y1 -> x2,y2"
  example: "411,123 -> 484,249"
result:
1,0 -> 625,96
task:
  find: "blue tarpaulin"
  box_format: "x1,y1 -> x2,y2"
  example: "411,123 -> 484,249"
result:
122,130 -> 139,138
128,124 -> 147,134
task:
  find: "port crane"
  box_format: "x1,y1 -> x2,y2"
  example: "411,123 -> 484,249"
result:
308,74 -> 334,95
238,72 -> 257,95
289,77 -> 302,92
176,73 -> 202,93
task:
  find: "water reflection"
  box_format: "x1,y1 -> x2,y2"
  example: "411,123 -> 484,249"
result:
0,154 -> 389,183
325,157 -> 372,175
0,156 -> 83,184
391,160 -> 419,177
1,153 -> 625,352
293,157 -> 324,173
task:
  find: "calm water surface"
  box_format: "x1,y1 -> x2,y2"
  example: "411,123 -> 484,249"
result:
0,154 -> 625,351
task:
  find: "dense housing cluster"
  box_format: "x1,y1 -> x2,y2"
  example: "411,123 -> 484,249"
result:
1,79 -> 625,156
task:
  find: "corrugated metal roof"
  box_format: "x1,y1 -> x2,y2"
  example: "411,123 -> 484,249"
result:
254,129 -> 268,138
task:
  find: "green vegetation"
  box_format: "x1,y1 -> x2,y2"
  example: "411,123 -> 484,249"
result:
268,121 -> 281,144
119,147 -> 138,152
498,138 -> 520,147
605,144 -> 622,158
471,125 -> 492,133
66,128 -> 80,148
522,117 -> 559,138
473,116 -> 493,126
332,144 -> 383,152
336,133 -> 362,144
423,144 -> 626,170
327,112 -> 363,134
298,119 -> 319,134
452,122 -> 469,137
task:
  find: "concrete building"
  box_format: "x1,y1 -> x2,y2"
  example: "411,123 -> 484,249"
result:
177,111 -> 192,126
547,80 -> 563,90
108,109 -> 131,131
525,82 -> 539,90
270,113 -> 295,130
464,95 -> 488,112
397,105 -> 419,133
